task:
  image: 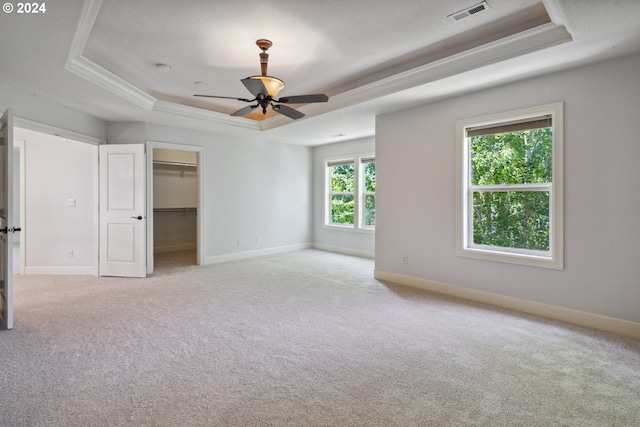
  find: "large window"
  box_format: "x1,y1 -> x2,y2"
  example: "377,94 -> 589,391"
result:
326,155 -> 375,231
456,103 -> 563,269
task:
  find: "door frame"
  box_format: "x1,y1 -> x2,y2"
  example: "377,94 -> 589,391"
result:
146,141 -> 204,274
1,109 -> 14,330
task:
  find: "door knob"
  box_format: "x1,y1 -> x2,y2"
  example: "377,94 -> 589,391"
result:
0,227 -> 21,233
131,216 -> 143,220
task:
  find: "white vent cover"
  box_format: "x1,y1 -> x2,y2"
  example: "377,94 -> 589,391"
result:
448,1 -> 490,22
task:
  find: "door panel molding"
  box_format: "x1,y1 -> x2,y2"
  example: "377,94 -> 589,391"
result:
99,144 -> 146,278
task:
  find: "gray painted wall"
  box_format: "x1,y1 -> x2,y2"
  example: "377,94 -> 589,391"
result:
312,137 -> 376,257
375,53 -> 640,323
141,123 -> 313,259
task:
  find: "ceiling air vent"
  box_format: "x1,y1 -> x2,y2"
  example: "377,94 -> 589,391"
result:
448,1 -> 490,22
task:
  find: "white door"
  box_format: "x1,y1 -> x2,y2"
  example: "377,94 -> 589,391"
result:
99,144 -> 146,277
0,109 -> 15,330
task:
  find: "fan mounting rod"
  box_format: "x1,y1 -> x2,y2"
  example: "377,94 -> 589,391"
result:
256,39 -> 272,76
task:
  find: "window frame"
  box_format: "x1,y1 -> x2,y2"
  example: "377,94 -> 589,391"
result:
455,102 -> 563,269
324,153 -> 376,233
326,159 -> 356,228
360,157 -> 376,230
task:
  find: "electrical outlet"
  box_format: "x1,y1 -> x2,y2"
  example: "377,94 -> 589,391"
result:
67,198 -> 76,207
255,236 -> 260,244
402,255 -> 407,264
68,249 -> 74,258
236,239 -> 241,246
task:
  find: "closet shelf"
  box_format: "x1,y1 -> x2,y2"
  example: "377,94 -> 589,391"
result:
153,207 -> 197,213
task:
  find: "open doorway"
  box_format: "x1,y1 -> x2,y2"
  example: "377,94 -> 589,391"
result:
146,142 -> 204,274
152,149 -> 197,269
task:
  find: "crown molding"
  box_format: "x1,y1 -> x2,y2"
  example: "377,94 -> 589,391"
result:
66,0 -> 572,133
66,55 -> 157,111
328,23 -> 572,113
66,0 -> 156,110
152,101 -> 261,131
67,0 -> 102,60
260,22 -> 572,131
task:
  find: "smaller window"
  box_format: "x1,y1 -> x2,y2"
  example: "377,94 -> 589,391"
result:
328,160 -> 355,226
361,158 -> 376,228
325,155 -> 375,231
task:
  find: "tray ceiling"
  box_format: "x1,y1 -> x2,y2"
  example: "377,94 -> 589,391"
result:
3,0 -> 640,144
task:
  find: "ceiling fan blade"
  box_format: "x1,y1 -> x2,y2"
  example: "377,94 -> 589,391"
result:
194,94 -> 254,102
230,105 -> 259,117
241,78 -> 267,97
277,94 -> 328,104
272,104 -> 305,120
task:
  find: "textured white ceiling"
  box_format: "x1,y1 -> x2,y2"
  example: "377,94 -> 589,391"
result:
84,0 -> 545,110
2,0 -> 640,145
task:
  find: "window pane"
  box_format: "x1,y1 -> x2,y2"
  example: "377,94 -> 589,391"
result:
364,194 -> 375,227
363,161 -> 376,192
331,194 -> 354,225
470,128 -> 552,185
331,164 -> 355,192
472,191 -> 550,251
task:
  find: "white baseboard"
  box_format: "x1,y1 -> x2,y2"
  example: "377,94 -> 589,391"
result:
204,243 -> 313,265
24,266 -> 97,275
374,270 -> 640,339
313,243 -> 375,259
154,243 -> 197,254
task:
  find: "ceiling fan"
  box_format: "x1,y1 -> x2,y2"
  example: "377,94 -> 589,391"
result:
194,39 -> 329,120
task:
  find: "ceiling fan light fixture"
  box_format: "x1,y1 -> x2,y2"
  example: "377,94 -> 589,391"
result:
247,75 -> 285,98
194,39 -> 328,120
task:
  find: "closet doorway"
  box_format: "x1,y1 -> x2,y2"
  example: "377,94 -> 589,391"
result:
146,142 -> 204,274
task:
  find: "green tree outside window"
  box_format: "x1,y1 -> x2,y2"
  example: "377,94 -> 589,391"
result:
330,164 -> 355,225
362,161 -> 376,227
470,128 -> 552,251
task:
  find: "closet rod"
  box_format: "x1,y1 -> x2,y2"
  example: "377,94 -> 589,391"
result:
153,160 -> 197,167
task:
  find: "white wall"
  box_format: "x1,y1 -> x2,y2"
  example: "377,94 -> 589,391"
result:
375,53 -> 640,325
109,122 -> 313,262
17,128 -> 98,274
312,137 -> 375,257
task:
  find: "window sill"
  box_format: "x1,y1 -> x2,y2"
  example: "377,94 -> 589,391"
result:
457,247 -> 562,270
323,224 -> 375,234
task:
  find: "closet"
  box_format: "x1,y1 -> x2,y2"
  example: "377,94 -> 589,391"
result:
153,149 -> 197,263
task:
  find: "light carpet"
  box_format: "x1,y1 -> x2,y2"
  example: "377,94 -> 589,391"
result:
1,249 -> 639,426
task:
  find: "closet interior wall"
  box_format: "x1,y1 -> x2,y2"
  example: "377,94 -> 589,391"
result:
153,149 -> 197,254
